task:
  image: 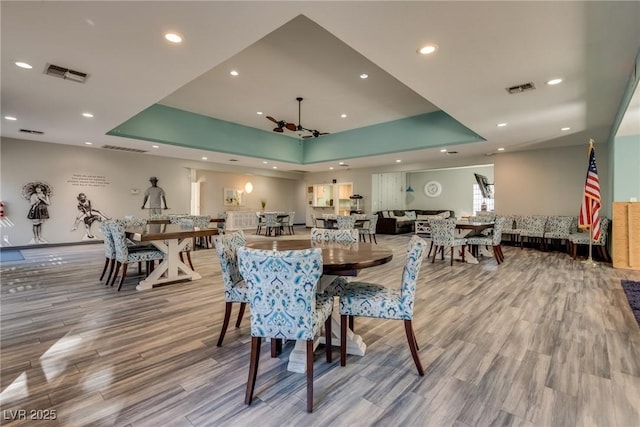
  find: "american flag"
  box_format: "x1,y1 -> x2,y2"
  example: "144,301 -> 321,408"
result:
578,140 -> 601,241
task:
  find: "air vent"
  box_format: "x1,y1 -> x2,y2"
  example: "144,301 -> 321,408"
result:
446,151 -> 458,155
229,159 -> 238,162
101,145 -> 147,153
45,63 -> 88,83
20,129 -> 44,135
506,82 -> 535,94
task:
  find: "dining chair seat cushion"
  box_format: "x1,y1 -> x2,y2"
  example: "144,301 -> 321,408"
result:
323,276 -> 350,296
126,249 -> 166,263
465,236 -> 492,246
340,283 -> 407,320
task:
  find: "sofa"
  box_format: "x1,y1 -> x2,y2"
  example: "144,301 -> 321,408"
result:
375,209 -> 456,234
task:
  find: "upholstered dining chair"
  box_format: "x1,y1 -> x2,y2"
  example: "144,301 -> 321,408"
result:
191,215 -> 211,249
358,214 -> 378,243
339,235 -> 427,375
285,211 -> 296,235
255,212 -> 265,235
310,227 -> 358,243
465,217 -> 507,264
336,215 -> 356,230
543,215 -> 575,251
429,218 -> 467,266
107,220 -> 165,291
263,212 -> 281,236
98,220 -> 117,284
237,246 -> 334,413
212,230 -> 249,346
519,215 -> 548,250
568,217 -> 610,261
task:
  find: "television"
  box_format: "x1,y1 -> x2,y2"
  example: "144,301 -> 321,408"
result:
474,173 -> 494,199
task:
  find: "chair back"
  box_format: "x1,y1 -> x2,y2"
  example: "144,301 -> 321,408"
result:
399,235 -> 428,319
596,217 -> 609,244
217,212 -> 227,233
366,214 -> 378,233
336,215 -> 356,230
212,231 -> 247,299
99,220 -> 116,258
264,212 -> 280,227
191,215 -> 211,229
429,218 -> 457,246
123,217 -> 147,227
310,227 -> 358,242
490,217 -> 507,245
108,220 -> 130,262
287,211 -> 296,226
237,247 -> 323,340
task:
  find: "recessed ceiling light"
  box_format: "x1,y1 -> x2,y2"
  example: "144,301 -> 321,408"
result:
440,149 -> 447,153
561,127 -> 571,131
256,111 -> 263,115
329,167 -> 334,170
498,147 -> 505,151
547,78 -> 563,85
4,116 -> 17,121
152,145 -> 159,149
201,156 -> 208,160
497,123 -> 507,127
272,166 -> 277,169
396,160 -> 402,163
360,73 -> 368,79
417,44 -> 438,55
15,62 -> 32,69
230,70 -> 239,76
339,161 -> 345,165
82,112 -> 94,118
164,33 -> 182,43
341,114 -> 347,118
262,161 -> 268,164
84,141 -> 92,145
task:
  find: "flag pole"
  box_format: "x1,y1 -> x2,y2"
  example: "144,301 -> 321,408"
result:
582,138 -> 599,267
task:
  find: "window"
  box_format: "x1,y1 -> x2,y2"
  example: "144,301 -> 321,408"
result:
473,184 -> 494,213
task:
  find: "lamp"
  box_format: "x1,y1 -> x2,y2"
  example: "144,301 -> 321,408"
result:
406,186 -> 414,192
244,182 -> 253,194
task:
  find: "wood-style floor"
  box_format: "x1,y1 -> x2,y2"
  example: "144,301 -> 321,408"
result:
2,228 -> 640,426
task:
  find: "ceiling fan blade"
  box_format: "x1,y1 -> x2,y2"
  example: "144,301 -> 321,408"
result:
273,127 -> 284,133
284,122 -> 297,132
266,116 -> 279,124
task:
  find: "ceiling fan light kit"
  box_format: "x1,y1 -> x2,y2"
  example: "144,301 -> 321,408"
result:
266,97 -> 329,139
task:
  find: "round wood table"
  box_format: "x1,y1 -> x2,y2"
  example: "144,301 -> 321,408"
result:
245,239 -> 393,276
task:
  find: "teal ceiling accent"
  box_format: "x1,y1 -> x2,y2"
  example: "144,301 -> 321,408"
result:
108,104 -> 304,163
302,111 -> 483,164
108,104 -> 482,164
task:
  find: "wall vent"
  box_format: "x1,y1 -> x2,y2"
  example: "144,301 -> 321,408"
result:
20,129 -> 44,135
506,82 -> 535,94
45,63 -> 88,83
101,144 -> 147,153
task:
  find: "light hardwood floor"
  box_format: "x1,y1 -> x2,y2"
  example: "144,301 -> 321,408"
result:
1,229 -> 640,426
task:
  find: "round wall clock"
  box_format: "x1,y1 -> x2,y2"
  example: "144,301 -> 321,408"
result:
424,181 -> 442,197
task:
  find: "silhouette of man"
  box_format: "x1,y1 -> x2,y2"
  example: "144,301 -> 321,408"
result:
141,176 -> 168,216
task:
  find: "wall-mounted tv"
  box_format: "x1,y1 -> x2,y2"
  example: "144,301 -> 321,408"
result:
474,173 -> 494,199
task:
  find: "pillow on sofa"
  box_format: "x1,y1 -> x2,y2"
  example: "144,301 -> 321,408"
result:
416,214 -> 442,221
437,211 -> 451,219
406,211 -> 416,220
381,210 -> 390,218
395,215 -> 410,222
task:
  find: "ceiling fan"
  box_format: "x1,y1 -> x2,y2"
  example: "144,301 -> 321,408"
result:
266,97 -> 329,138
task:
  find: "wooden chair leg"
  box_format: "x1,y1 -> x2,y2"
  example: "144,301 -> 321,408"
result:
450,247 -> 454,266
325,316 -> 332,363
100,258 -> 110,281
117,263 -> 129,291
109,262 -> 122,287
572,243 -> 578,260
372,234 -> 377,244
105,258 -> 116,285
270,338 -> 282,357
217,302 -> 233,347
349,316 -> 354,332
404,319 -> 424,376
340,314 -> 348,366
235,302 -> 246,328
306,339 -> 314,413
185,251 -> 195,270
245,336 -> 261,405
493,246 -> 501,264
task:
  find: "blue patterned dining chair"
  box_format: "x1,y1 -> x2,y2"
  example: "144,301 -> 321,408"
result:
169,216 -> 195,270
519,215 -> 548,250
98,220 -> 117,284
336,215 -> 356,230
465,217 -> 507,264
108,220 -> 165,291
263,212 -> 281,236
568,217 -> 610,261
429,218 -> 467,266
212,230 -> 249,346
284,211 -> 296,235
237,246 -> 334,413
310,227 -> 358,243
358,214 -> 378,243
339,235 -> 427,375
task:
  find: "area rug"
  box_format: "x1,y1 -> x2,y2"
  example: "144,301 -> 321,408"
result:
0,249 -> 25,262
621,280 -> 640,325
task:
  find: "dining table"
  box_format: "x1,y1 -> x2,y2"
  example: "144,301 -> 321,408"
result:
246,239 -> 393,373
321,217 -> 369,230
455,220 -> 495,263
125,223 -> 218,290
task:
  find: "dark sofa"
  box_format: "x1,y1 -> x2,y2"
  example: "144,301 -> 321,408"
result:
375,209 -> 456,235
